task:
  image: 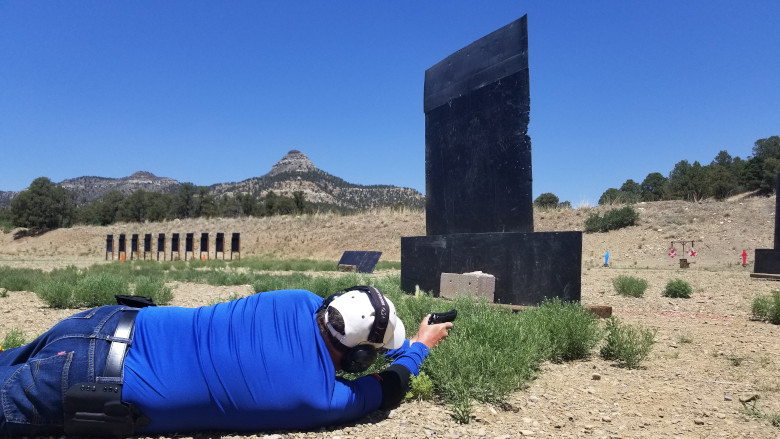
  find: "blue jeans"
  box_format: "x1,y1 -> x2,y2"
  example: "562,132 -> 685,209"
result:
0,305 -> 132,437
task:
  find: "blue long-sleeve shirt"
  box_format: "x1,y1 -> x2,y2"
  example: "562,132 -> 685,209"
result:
121,289 -> 428,433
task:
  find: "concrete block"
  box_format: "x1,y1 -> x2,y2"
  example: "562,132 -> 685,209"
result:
440,271 -> 495,301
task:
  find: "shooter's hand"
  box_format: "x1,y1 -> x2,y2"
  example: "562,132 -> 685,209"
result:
409,315 -> 453,348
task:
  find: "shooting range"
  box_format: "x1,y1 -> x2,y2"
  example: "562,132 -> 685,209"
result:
5,5 -> 780,436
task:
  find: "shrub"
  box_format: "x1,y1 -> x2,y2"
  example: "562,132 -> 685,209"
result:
234,257 -> 337,272
603,206 -> 639,229
126,260 -> 166,278
133,276 -> 173,305
74,273 -> 129,307
417,296 -> 603,423
583,214 -> 602,233
600,317 -> 656,368
584,206 -> 639,233
0,209 -> 13,233
751,291 -> 780,324
612,275 -> 649,297
206,270 -> 254,286
1,328 -> 26,350
663,279 -> 692,298
534,192 -> 560,209
406,372 -> 435,401
49,265 -> 83,285
0,266 -> 43,292
421,295 -> 549,423
37,280 -> 76,308
526,298 -> 603,363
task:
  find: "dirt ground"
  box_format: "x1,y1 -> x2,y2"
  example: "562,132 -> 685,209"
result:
3,196 -> 780,438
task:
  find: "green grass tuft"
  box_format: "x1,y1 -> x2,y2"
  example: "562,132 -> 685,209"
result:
133,276 -> 174,305
612,275 -> 649,297
663,279 -> 692,298
1,328 -> 26,350
74,273 -> 129,307
600,317 -> 656,368
0,266 -> 43,292
527,298 -> 603,363
406,372 -> 435,401
37,280 -> 76,308
752,291 -> 780,324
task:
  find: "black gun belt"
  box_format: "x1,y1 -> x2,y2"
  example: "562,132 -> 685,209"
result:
103,308 -> 138,379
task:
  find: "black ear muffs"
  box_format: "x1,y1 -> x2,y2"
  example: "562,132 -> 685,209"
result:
341,344 -> 378,373
321,286 -> 390,373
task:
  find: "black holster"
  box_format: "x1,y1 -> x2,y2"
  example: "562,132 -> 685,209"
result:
64,307 -> 149,437
64,382 -> 149,437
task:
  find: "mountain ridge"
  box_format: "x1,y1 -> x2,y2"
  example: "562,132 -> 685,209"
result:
0,150 -> 425,211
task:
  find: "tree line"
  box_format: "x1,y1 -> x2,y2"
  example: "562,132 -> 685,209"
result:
598,136 -> 780,204
533,136 -> 780,208
1,180 -> 315,232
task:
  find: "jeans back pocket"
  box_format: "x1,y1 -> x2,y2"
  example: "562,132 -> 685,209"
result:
1,351 -> 72,431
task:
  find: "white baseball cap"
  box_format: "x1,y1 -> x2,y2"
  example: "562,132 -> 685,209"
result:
325,287 -> 406,350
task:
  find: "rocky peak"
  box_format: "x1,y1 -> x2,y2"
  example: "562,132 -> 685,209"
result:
268,150 -> 318,176
126,171 -> 158,180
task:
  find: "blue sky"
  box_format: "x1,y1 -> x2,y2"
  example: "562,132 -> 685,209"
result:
1,1 -> 778,206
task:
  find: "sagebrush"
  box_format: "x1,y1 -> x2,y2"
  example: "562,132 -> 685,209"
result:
752,291 -> 780,324
612,275 -> 649,297
584,205 -> 639,233
600,317 -> 656,369
663,279 -> 692,298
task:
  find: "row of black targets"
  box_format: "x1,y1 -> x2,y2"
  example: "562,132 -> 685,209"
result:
105,233 -> 241,261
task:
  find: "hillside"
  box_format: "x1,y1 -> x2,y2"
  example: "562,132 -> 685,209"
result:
59,171 -> 181,204
0,150 -> 425,211
0,196 -> 774,270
